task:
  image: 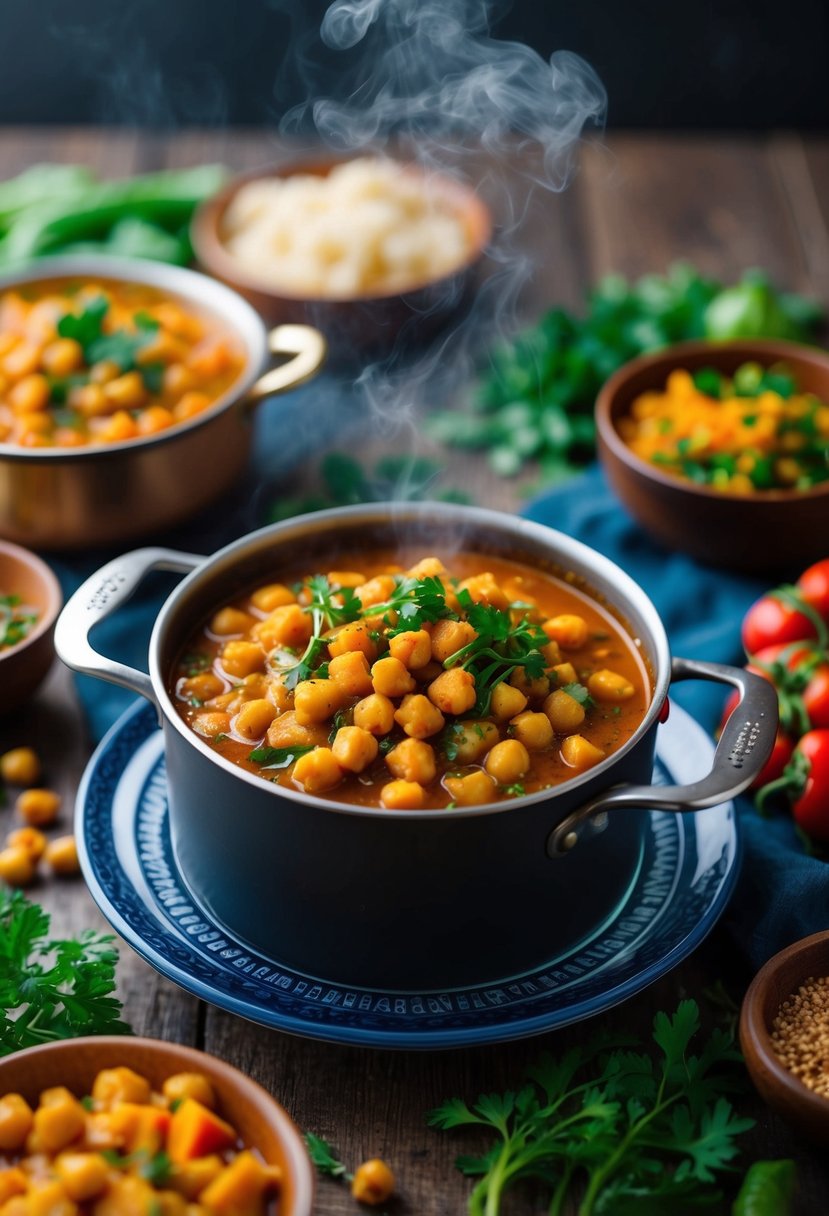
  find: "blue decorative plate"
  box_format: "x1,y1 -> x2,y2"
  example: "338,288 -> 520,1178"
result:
78,700 -> 740,1049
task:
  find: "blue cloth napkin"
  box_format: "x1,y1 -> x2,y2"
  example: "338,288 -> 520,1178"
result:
51,434 -> 829,970
524,465 -> 829,969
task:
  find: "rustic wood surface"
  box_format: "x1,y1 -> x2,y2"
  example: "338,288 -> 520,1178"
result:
2,128 -> 829,1213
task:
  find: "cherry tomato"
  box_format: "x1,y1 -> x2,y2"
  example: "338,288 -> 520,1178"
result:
790,730 -> 829,842
797,559 -> 829,621
741,593 -> 818,655
750,642 -> 829,731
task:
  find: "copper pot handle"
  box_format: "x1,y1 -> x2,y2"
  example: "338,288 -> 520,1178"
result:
55,547 -> 202,714
245,324 -> 327,406
547,657 -> 778,856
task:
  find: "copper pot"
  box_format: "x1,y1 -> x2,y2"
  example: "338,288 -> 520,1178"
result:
0,256 -> 326,550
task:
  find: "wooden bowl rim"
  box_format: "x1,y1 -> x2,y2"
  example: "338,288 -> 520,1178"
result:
192,153 -> 493,305
740,930 -> 829,1123
595,337 -> 829,505
0,538 -> 62,663
0,1035 -> 315,1215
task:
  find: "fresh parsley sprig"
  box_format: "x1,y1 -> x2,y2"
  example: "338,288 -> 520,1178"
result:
367,575 -> 458,633
0,890 -> 131,1055
304,1132 -> 351,1181
55,295 -> 161,396
428,1000 -> 752,1216
249,745 -> 316,770
269,575 -> 361,690
444,595 -> 549,716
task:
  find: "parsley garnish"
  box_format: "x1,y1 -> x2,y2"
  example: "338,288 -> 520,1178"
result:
370,575 -> 457,633
304,1132 -> 351,1181
270,575 -> 360,689
561,681 -> 594,709
140,1151 -> 173,1187
441,723 -> 465,761
181,651 -> 210,676
56,296 -> 160,391
249,745 -> 315,770
503,782 -> 525,797
0,890 -> 130,1055
328,708 -> 350,744
429,1000 -> 753,1214
444,594 -> 549,716
0,595 -> 37,652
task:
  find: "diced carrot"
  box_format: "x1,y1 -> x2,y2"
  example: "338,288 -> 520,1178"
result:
167,1099 -> 236,1163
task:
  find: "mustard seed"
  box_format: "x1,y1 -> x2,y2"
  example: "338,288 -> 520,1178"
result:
770,975 -> 829,1098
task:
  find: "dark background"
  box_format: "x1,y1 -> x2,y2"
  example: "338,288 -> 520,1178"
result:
2,0 -> 827,130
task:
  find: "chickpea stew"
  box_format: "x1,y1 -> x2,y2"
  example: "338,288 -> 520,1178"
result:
0,1066 -> 282,1214
171,552 -> 651,810
0,278 -> 246,448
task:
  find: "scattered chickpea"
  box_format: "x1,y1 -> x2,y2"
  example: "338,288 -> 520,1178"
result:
0,846 -> 37,887
351,1158 -> 395,1206
16,788 -> 60,828
6,826 -> 47,862
45,836 -> 80,877
0,746 -> 41,786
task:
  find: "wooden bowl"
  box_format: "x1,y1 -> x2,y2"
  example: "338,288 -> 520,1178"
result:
740,930 -> 829,1143
191,156 -> 492,359
596,339 -> 829,574
0,1036 -> 314,1214
0,539 -> 61,712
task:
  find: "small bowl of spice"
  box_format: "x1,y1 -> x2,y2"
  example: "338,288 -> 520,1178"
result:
740,930 -> 829,1142
0,539 -> 62,713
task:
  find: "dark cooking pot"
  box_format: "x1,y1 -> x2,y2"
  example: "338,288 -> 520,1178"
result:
56,504 -> 777,990
0,256 -> 326,549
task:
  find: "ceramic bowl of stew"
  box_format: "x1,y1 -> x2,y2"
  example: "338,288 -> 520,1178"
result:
0,1035 -> 314,1214
0,538 -> 62,712
0,255 -> 326,550
596,339 -> 829,575
192,155 -> 492,360
55,503 -> 777,990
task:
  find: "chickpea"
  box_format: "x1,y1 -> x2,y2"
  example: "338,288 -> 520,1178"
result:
91,1067 -> 151,1108
9,373 -> 50,414
0,846 -> 36,887
0,746 -> 41,786
393,694 -> 445,739
136,405 -> 174,435
179,672 -> 224,702
543,689 -> 586,734
294,680 -> 344,726
406,556 -> 448,580
31,1089 -> 86,1152
543,614 -> 589,650
193,711 -> 231,738
457,572 -> 509,610
508,668 -> 550,701
351,1158 -> 395,1206
485,739 -> 530,785
332,726 -> 379,774
55,1152 -> 110,1202
173,390 -> 211,421
561,735 -> 605,769
427,668 -> 477,716
41,338 -> 83,377
250,583 -> 295,612
388,629 -> 432,670
103,371 -> 147,411
89,359 -> 121,385
449,720 -> 500,763
69,383 -> 108,416
541,638 -> 562,666
233,699 -> 277,741
371,656 -> 416,698
292,748 -> 343,793
45,836 -> 80,877
220,641 -> 265,679
430,619 -> 477,663
326,570 -> 366,588
587,669 -> 635,701
162,1073 -> 216,1110
0,1094 -> 33,1152
266,712 -> 326,750
386,738 -> 436,785
210,606 -> 256,637
509,711 -> 554,750
0,1167 -> 26,1205
327,621 -> 378,662
328,651 -> 374,697
3,340 -> 40,380
355,575 -> 396,610
100,410 -> 139,442
16,788 -> 60,827
490,683 -> 528,721
444,770 -> 497,807
380,780 -> 425,809
551,662 -> 578,686
251,604 -> 312,650
162,361 -> 196,397
7,826 -> 47,862
353,693 -> 396,737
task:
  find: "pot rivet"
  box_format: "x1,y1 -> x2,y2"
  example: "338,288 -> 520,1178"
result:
561,830 -> 579,853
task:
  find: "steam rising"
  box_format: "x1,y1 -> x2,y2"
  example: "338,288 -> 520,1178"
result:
278,0 -> 605,444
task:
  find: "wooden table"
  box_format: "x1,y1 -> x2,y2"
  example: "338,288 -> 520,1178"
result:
3,129 -> 829,1213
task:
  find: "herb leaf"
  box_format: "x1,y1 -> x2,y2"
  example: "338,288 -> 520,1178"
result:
304,1132 -> 349,1180
248,745 -> 315,770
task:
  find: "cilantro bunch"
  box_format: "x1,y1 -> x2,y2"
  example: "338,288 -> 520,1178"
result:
448,593 -> 549,715
0,889 -> 131,1054
429,1000 -> 753,1215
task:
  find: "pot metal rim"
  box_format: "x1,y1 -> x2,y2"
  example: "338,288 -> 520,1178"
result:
147,502 -> 673,821
0,254 -> 268,462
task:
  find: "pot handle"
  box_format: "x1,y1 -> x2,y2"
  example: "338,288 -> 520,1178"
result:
54,548 -> 203,712
547,656 -> 778,856
245,325 -> 327,406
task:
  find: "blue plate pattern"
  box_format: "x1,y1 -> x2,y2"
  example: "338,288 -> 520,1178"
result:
78,700 -> 740,1049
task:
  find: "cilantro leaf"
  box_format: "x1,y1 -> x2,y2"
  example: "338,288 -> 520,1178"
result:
304,1132 -> 350,1180
248,745 -> 315,770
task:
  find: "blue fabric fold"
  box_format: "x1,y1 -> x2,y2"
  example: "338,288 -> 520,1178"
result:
524,465 -> 829,969
50,442 -> 829,971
